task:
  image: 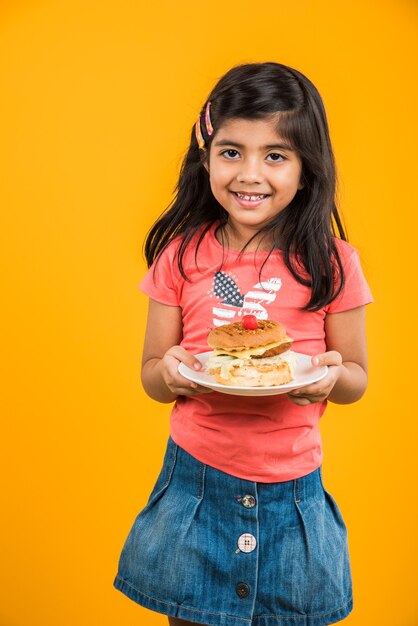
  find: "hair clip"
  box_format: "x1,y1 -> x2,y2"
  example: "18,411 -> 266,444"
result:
205,101 -> 214,136
195,101 -> 214,149
195,114 -> 205,149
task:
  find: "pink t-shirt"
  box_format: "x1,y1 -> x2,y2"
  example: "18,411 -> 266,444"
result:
140,223 -> 373,482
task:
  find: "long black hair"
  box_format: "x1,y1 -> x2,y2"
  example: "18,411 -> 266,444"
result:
144,62 -> 347,312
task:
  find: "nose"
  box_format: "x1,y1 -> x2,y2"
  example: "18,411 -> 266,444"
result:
236,157 -> 263,184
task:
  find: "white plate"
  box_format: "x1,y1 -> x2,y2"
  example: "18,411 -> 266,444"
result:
178,351 -> 328,397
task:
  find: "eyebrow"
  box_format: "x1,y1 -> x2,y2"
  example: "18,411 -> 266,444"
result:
213,139 -> 295,151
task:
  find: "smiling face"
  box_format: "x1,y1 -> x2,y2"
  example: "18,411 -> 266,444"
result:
205,116 -> 303,248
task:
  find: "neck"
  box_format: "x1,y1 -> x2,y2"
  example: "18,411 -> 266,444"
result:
218,222 -> 277,252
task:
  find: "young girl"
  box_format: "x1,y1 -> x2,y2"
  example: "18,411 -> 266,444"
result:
114,62 -> 372,626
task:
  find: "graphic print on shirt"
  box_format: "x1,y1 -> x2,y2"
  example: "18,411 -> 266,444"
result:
209,271 -> 282,327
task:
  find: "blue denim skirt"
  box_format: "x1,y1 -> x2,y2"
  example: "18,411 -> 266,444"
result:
114,437 -> 352,626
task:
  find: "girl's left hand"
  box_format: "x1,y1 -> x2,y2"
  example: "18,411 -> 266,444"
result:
287,351 -> 343,406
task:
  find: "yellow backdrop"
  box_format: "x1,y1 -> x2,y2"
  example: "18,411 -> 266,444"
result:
1,1 -> 417,625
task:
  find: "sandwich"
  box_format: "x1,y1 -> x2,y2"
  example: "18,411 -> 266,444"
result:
206,315 -> 297,387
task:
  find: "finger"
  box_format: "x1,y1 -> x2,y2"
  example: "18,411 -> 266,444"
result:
168,346 -> 203,371
288,385 -> 328,401
167,370 -> 213,394
175,381 -> 211,393
174,385 -> 213,396
290,381 -> 329,397
172,377 -> 200,392
176,387 -> 199,396
311,351 -> 342,367
289,379 -> 322,394
287,395 -> 312,406
194,384 -> 213,394
166,365 -> 209,396
294,366 -> 339,397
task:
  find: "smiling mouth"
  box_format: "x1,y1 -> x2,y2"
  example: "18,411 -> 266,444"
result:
233,192 -> 270,201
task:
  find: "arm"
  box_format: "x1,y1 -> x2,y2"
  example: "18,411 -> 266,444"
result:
141,298 -> 211,403
288,305 -> 368,406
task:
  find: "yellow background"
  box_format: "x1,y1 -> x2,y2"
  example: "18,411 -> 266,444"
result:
1,1 -> 417,625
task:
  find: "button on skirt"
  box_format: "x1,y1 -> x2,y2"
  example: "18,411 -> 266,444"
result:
114,437 -> 352,626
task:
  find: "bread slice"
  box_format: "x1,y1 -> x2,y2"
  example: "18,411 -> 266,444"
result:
207,352 -> 297,387
208,319 -> 291,351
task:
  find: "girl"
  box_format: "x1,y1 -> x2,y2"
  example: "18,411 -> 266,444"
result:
114,62 -> 372,626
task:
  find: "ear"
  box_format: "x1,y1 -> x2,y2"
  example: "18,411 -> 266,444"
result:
297,173 -> 306,190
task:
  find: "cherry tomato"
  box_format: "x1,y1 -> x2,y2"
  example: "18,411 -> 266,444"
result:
242,315 -> 258,330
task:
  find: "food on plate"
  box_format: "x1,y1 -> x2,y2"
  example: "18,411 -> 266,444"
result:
206,315 -> 297,387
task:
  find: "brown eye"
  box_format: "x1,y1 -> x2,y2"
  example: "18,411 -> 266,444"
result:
221,149 -> 240,159
267,153 -> 285,162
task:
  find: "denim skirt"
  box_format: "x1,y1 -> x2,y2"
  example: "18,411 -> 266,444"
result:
114,437 -> 352,626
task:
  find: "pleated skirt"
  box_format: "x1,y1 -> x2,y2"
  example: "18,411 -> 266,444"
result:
114,437 -> 352,626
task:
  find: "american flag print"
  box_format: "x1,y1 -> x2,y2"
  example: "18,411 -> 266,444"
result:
209,271 -> 282,327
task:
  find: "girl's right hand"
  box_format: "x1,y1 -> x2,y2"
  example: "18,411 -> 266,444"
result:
160,346 -> 213,397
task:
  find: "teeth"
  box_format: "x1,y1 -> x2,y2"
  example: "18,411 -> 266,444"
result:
236,193 -> 267,201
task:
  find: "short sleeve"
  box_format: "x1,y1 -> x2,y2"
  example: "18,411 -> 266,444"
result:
139,242 -> 181,306
325,243 -> 373,314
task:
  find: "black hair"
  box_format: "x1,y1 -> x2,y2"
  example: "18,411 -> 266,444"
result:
144,62 -> 347,311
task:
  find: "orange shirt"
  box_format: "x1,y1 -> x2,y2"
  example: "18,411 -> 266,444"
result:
140,224 -> 373,482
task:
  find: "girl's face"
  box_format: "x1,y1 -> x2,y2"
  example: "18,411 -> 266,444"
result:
206,117 -> 303,245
